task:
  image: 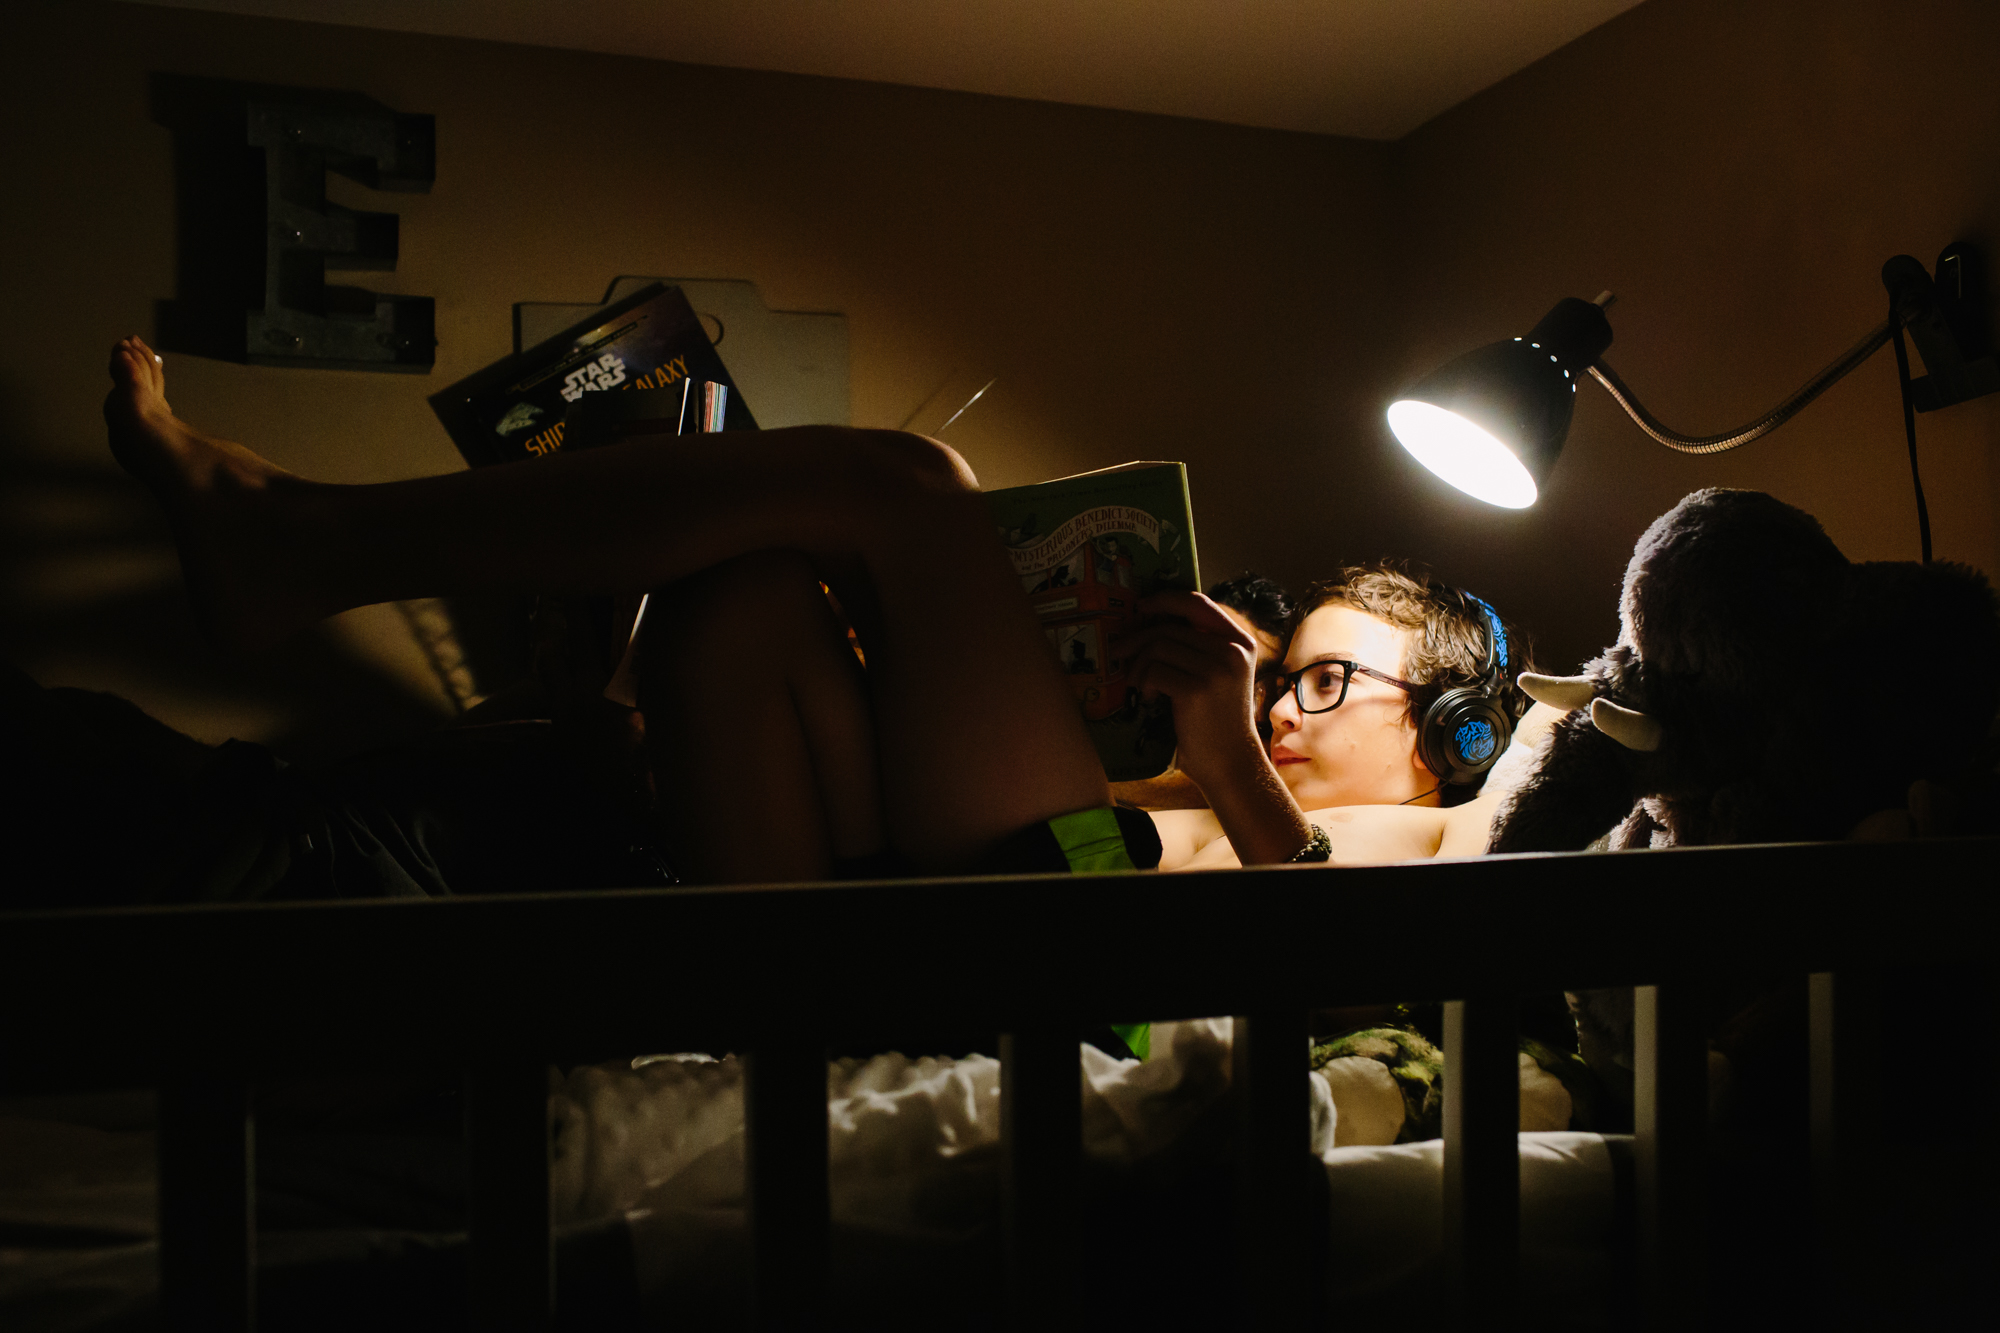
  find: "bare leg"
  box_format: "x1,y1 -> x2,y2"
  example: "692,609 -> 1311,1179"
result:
105,338 -> 1107,870
101,338 -> 321,647
639,551 -> 882,883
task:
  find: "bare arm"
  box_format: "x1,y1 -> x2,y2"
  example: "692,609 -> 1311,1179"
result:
1109,768 -> 1212,810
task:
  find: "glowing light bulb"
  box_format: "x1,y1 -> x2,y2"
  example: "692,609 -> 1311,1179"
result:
1386,401 -> 1538,508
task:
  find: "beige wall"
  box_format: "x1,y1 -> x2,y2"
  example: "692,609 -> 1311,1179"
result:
3,0 -> 1995,758
1,1 -> 1393,758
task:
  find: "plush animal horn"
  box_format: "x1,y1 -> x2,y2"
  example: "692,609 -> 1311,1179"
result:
1591,697 -> 1663,752
1518,672 -> 1596,711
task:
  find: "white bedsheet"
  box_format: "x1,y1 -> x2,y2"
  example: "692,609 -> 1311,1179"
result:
549,1018 -> 1620,1322
554,1018 -> 1272,1229
0,1024 -> 1622,1328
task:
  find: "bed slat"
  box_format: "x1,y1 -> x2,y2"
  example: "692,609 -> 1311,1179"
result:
1001,1027 -> 1079,1328
465,1059 -> 554,1331
1231,1010 -> 1317,1329
1442,995 -> 1518,1321
1809,969 -> 1881,1322
158,1070 -> 255,1333
745,1042 -> 830,1328
1633,982 -> 1708,1327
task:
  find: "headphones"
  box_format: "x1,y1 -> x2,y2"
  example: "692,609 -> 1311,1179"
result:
1415,589 -> 1514,786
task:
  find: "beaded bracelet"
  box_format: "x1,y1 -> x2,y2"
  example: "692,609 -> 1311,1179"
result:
1289,824 -> 1332,863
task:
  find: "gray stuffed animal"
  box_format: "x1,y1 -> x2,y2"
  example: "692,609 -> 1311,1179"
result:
1491,489 -> 2000,1129
1491,488 -> 2000,853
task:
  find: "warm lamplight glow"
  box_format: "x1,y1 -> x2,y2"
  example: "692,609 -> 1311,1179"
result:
1386,400 -> 1539,508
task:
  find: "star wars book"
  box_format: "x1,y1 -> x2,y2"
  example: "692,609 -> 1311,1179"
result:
429,282 -> 755,467
984,462 -> 1201,781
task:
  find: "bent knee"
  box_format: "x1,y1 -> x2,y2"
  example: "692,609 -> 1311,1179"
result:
638,551 -> 832,689
851,429 -> 979,496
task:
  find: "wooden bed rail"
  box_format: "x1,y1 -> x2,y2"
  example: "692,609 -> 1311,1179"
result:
3,837 -> 1991,1329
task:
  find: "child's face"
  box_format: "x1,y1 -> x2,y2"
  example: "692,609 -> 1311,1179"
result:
1267,604 -> 1433,809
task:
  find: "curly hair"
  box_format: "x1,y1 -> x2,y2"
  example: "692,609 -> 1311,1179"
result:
1293,562 -> 1534,786
1205,571 -> 1294,641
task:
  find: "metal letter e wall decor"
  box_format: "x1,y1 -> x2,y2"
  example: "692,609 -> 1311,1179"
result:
151,78 -> 436,372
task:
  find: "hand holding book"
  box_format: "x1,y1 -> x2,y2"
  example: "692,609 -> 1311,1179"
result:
1112,590 -> 1263,789
1119,589 -> 1318,865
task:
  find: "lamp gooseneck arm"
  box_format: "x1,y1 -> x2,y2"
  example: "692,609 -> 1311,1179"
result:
1586,318 -> 1893,454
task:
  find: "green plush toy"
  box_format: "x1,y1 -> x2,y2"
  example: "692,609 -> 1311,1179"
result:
1312,1026 -> 1605,1142
1311,1028 -> 1443,1143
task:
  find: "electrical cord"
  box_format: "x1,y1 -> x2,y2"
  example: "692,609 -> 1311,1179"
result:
1888,296 -> 1934,562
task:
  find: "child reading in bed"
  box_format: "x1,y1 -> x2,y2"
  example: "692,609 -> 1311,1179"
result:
1147,566 -> 1554,870
90,335 -> 1557,892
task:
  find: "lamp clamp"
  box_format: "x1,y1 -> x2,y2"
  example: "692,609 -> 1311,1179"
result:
1882,243 -> 2000,412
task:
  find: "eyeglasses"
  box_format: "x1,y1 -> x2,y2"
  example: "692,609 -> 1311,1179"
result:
1272,659 -> 1418,715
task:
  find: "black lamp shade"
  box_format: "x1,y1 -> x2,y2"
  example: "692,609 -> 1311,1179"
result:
1388,297 -> 1613,507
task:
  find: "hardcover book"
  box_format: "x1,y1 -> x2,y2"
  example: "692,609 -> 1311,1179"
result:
429,282 -> 756,468
984,462 -> 1200,781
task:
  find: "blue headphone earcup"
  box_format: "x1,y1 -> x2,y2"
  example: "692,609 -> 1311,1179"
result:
1417,589 -> 1513,784
1419,687 -> 1513,784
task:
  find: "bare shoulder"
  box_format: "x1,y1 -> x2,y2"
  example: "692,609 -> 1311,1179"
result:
1151,806 -> 1226,870
1174,804 -> 1451,872
1308,803 -> 1453,863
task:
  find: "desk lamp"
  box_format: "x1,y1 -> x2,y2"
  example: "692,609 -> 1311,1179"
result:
1386,243 -> 2000,559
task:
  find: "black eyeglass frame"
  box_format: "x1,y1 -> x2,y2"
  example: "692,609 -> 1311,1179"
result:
1272,658 -> 1420,715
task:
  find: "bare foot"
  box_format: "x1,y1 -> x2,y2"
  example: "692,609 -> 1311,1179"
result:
103,337 -> 324,648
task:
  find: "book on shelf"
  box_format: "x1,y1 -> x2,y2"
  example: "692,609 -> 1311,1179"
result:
983,462 -> 1201,782
428,282 -> 755,467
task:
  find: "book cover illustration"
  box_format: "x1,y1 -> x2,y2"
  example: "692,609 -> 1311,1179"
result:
984,462 -> 1200,782
429,282 -> 756,468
